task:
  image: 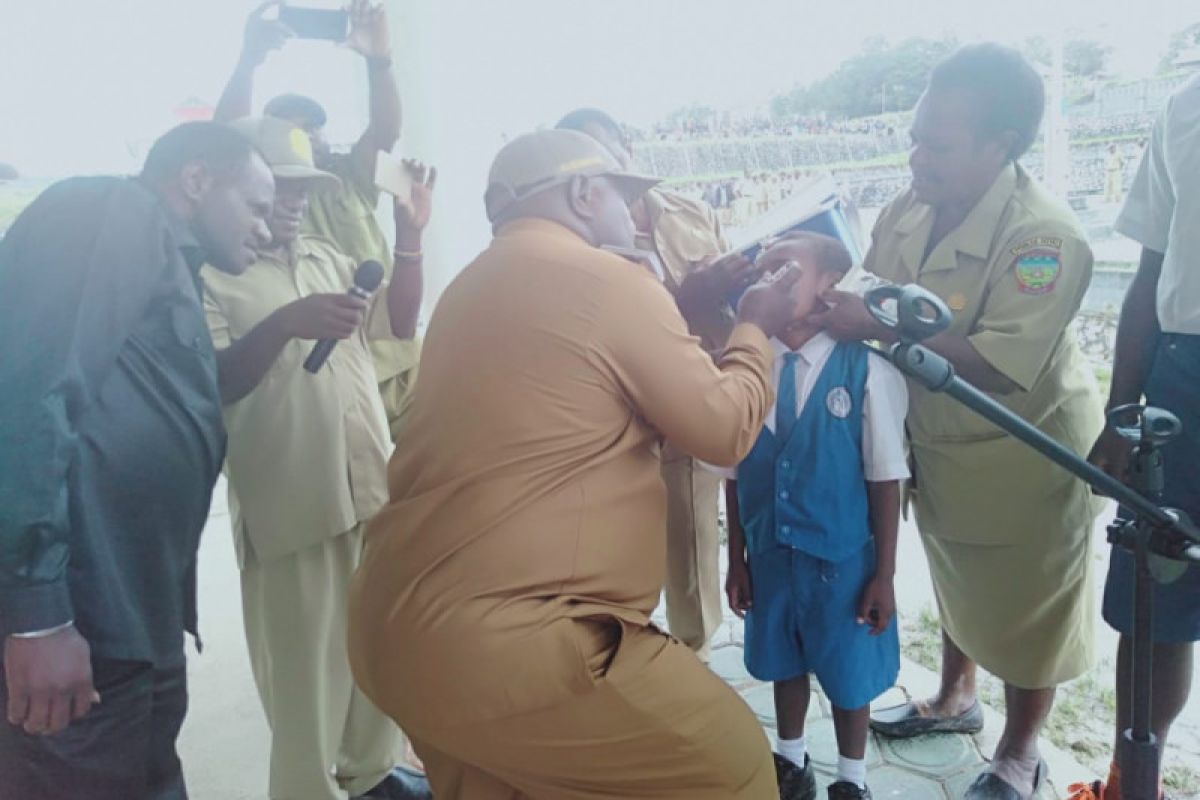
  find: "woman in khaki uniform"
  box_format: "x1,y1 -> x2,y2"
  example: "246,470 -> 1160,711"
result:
815,45 -> 1104,800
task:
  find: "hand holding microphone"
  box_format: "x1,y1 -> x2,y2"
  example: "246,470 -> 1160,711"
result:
270,261 -> 384,373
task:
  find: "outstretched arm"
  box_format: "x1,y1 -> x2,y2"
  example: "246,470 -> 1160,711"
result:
214,0 -> 293,122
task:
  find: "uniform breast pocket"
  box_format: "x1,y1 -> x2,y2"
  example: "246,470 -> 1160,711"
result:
169,302 -> 213,356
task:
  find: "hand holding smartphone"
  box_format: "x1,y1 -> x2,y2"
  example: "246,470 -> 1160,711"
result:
277,5 -> 349,41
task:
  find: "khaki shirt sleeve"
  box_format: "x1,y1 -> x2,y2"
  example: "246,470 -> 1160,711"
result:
202,282 -> 232,350
968,232 -> 1092,392
599,266 -> 774,467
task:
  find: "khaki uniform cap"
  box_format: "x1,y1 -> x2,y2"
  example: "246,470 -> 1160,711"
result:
485,129 -> 659,223
228,116 -> 341,191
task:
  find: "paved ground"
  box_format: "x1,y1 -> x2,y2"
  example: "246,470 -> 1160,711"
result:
691,618 -> 1081,798
178,485 -> 1182,798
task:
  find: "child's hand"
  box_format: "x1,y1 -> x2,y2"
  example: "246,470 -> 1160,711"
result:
725,560 -> 753,619
857,576 -> 895,635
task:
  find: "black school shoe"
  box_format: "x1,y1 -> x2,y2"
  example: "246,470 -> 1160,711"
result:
827,781 -> 873,799
773,753 -> 818,800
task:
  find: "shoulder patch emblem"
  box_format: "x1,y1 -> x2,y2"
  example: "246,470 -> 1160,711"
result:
826,386 -> 853,419
1010,239 -> 1062,295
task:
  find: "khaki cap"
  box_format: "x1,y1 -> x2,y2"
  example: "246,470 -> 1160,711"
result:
227,116 -> 341,191
484,129 -> 659,223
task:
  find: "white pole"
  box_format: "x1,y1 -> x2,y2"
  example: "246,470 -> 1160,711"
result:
1043,35 -> 1070,198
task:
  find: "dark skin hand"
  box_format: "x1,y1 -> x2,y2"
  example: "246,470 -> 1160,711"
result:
734,262 -> 804,341
858,480 -> 900,635
5,625 -> 101,735
674,251 -> 765,324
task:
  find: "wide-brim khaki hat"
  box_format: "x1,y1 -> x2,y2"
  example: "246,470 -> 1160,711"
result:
228,116 -> 341,191
485,129 -> 660,223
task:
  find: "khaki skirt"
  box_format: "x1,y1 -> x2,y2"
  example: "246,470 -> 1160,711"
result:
920,523 -> 1096,689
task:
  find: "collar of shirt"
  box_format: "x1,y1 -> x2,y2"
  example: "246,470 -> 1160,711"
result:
763,331 -> 837,432
641,186 -> 688,225
255,237 -> 321,270
769,330 -> 836,367
145,180 -> 207,275
494,216 -> 594,251
893,162 -> 1019,276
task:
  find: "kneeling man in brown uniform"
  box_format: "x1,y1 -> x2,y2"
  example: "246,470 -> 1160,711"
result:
348,129 -> 807,799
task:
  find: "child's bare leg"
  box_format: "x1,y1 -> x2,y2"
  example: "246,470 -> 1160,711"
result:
775,674 -> 812,740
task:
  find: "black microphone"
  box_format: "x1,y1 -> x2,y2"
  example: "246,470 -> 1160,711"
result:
303,260 -> 386,374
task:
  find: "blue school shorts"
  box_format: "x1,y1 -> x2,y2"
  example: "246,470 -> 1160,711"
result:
744,540 -> 899,710
1103,334 -> 1200,642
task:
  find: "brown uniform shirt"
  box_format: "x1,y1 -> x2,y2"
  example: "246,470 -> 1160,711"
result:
349,218 -> 773,729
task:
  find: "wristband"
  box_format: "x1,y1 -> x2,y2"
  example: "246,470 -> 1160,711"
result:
367,55 -> 393,72
394,249 -> 423,261
10,620 -> 75,640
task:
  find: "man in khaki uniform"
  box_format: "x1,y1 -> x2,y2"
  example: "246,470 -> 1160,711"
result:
349,129 -> 809,799
814,45 -> 1103,799
214,0 -> 419,439
202,117 -> 431,800
558,108 -> 741,660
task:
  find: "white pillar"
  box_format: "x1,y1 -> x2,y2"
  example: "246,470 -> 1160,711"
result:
389,1 -> 497,305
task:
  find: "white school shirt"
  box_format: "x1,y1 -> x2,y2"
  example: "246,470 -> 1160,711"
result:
707,331 -> 910,482
1115,73 -> 1200,334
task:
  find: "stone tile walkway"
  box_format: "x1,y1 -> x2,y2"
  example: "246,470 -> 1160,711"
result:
653,572 -> 1085,799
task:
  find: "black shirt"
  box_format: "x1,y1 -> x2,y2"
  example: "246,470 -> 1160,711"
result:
0,176 -> 225,665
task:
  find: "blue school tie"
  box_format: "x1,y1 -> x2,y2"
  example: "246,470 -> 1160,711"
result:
776,352 -> 800,444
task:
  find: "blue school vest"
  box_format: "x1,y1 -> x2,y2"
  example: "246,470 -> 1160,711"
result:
736,342 -> 871,561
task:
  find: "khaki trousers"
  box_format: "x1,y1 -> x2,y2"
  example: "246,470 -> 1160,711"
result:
241,525 -> 402,800
409,621 -> 777,799
661,447 -> 723,660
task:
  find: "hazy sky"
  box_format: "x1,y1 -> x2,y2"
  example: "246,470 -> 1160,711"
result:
2,1 -> 1194,296
2,0 -> 1194,177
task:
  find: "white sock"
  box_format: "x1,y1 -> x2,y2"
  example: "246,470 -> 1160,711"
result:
837,755 -> 867,789
777,735 -> 808,769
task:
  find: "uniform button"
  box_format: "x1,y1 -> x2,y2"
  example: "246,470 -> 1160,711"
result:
779,490 -> 789,500
781,525 -> 791,534
192,336 -> 202,349
781,460 -> 791,469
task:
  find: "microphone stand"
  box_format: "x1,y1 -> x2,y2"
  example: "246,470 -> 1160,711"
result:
863,285 -> 1199,800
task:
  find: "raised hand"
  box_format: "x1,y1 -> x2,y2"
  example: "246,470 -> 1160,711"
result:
393,160 -> 437,239
345,0 -> 391,59
239,0 -> 293,67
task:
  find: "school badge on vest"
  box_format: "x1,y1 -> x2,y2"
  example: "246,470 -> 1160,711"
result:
826,386 -> 853,419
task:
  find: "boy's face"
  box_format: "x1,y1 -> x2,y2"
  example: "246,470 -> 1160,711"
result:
756,240 -> 841,322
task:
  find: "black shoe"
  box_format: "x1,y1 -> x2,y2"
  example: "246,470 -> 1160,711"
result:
353,766 -> 433,800
827,781 -> 873,799
869,699 -> 984,738
773,753 -> 818,800
962,760 -> 1047,800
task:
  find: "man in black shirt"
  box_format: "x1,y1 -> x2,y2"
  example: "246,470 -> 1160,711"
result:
0,121 -> 273,800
